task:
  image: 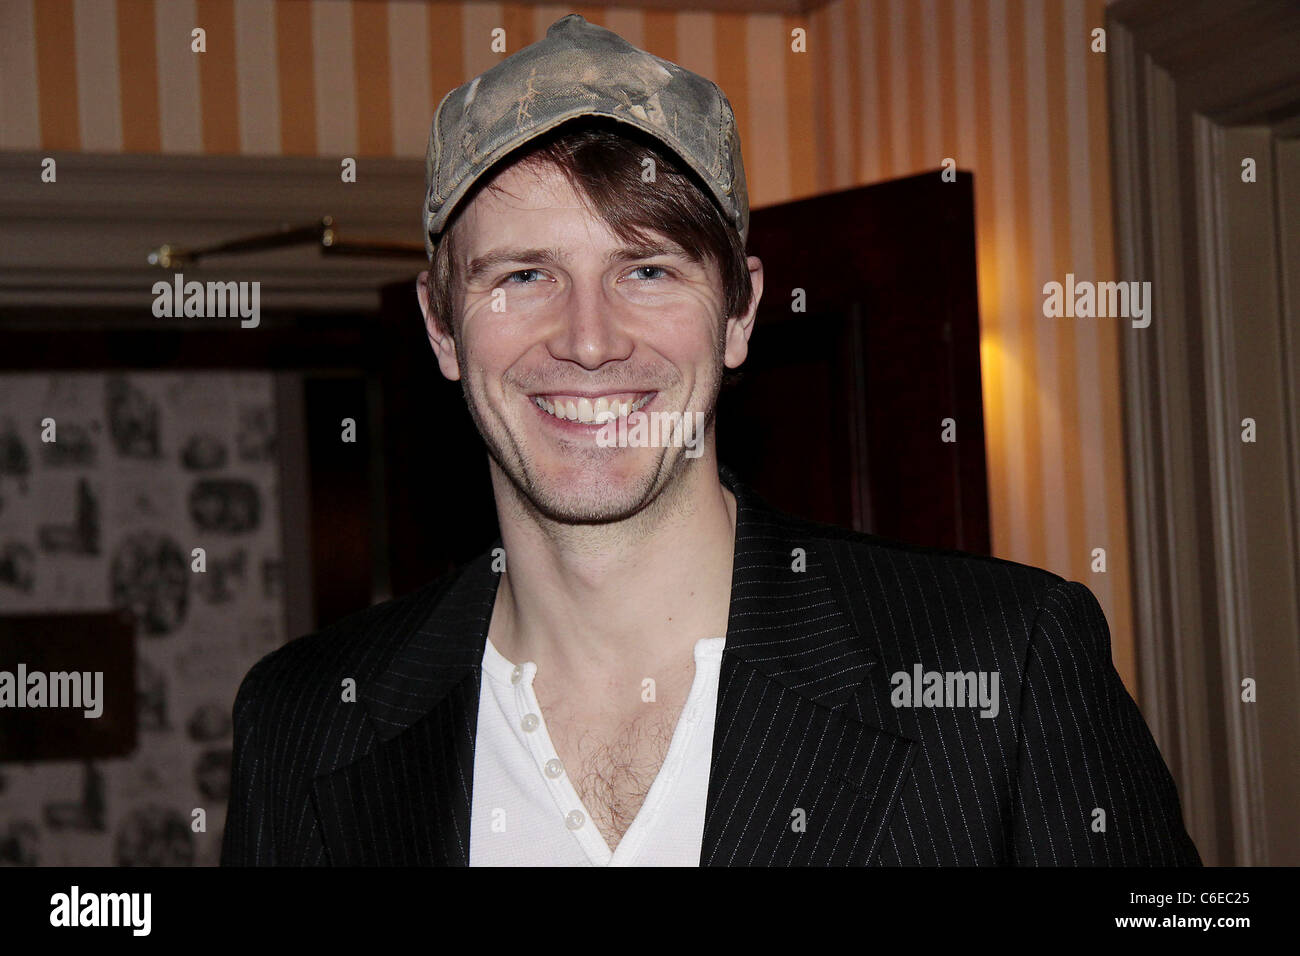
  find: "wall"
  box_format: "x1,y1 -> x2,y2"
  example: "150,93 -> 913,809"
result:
0,0 -> 1136,688
0,372 -> 284,865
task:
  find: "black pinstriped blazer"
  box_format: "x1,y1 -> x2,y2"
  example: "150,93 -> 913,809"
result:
221,464 -> 1200,866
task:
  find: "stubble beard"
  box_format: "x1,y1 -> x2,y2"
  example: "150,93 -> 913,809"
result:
459,338 -> 726,529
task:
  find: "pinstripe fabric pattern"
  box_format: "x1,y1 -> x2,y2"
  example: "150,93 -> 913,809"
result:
221,464 -> 1199,866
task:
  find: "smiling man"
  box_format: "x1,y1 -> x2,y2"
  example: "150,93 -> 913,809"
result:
222,14 -> 1200,867
421,140 -> 752,862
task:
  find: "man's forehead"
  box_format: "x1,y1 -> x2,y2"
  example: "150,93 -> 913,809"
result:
453,162 -> 599,245
456,165 -> 688,254
469,159 -> 582,211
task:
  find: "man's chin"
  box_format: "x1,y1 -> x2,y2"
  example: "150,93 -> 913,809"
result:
515,452 -> 667,524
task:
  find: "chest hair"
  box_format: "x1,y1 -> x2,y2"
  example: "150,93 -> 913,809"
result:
541,663 -> 695,851
567,710 -> 680,850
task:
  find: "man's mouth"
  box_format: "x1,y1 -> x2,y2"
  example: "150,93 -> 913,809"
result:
531,391 -> 655,425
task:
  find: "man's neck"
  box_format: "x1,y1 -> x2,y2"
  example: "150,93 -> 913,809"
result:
487,461 -> 737,687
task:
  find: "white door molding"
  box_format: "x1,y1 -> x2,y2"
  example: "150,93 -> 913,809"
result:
1108,0 -> 1300,866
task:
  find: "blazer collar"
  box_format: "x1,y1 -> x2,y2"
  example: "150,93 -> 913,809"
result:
320,464 -> 915,865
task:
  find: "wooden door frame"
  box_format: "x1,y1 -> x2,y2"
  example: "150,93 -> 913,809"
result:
1108,0 -> 1300,865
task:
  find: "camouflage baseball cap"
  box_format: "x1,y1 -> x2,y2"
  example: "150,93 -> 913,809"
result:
423,13 -> 749,257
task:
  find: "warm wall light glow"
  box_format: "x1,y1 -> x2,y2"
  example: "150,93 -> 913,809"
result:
975,236 -> 1003,322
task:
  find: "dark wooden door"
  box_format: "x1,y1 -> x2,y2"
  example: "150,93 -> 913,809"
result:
375,169 -> 989,599
717,170 -> 988,552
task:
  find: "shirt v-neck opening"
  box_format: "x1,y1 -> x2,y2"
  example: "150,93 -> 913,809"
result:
482,635 -> 724,866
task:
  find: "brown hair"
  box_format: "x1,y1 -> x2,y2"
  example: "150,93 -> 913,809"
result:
425,117 -> 752,342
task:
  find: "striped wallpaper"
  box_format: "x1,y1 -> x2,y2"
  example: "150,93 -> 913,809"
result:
0,0 -> 1136,691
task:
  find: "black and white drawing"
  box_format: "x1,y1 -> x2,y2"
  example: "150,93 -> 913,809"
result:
195,749 -> 232,801
236,406 -> 276,462
0,541 -> 35,592
180,433 -> 228,471
114,805 -> 195,867
0,372 -> 284,864
41,762 -> 107,832
195,548 -> 248,604
106,376 -> 161,459
0,417 -> 31,481
135,657 -> 170,732
109,531 -> 188,634
186,702 -> 232,744
0,821 -> 40,866
37,477 -> 100,555
41,421 -> 97,468
188,479 -> 260,534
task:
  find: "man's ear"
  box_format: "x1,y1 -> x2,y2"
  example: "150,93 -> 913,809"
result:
723,254 -> 763,369
416,270 -> 461,381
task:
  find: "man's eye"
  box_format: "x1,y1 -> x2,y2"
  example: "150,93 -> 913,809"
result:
503,269 -> 545,284
629,265 -> 670,280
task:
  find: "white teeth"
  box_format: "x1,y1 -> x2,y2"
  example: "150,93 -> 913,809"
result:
534,393 -> 652,423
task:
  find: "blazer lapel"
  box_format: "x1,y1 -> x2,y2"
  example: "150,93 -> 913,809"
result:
701,466 -> 917,866
311,547 -> 500,866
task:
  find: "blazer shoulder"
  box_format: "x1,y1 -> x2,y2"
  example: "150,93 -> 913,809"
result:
233,560 -> 470,707
773,504 -> 1066,593
751,501 -> 1085,665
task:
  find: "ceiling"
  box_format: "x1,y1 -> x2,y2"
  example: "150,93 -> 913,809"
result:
442,0 -> 832,13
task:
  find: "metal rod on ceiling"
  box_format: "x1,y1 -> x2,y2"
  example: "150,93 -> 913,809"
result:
146,216 -> 426,268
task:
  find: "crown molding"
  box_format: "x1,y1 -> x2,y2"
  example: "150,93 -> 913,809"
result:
0,151 -> 427,313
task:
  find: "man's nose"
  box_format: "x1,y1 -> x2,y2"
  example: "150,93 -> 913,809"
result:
545,280 -> 634,369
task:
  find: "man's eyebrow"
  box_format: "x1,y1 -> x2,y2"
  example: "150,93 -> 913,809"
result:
463,241 -> 697,284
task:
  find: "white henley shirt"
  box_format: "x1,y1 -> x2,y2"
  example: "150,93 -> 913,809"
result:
469,635 -> 725,866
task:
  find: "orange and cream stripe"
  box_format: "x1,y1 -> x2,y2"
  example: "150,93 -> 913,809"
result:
0,0 -> 1136,689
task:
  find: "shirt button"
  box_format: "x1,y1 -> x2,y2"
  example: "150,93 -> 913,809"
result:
565,810 -> 585,830
521,714 -> 539,732
510,665 -> 522,684
544,758 -> 564,778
